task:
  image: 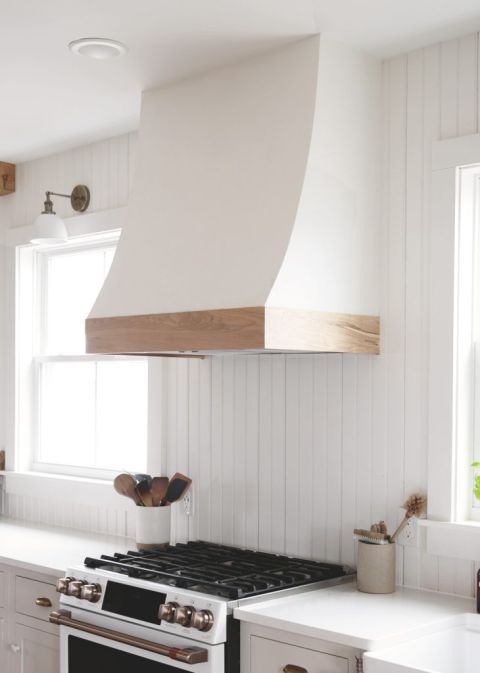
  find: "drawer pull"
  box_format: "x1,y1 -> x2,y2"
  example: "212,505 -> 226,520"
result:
10,644 -> 21,654
283,667 -> 308,673
35,597 -> 53,608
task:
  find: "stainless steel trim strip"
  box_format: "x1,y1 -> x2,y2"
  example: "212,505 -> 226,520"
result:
49,610 -> 208,665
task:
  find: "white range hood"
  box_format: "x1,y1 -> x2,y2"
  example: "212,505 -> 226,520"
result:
86,35 -> 381,355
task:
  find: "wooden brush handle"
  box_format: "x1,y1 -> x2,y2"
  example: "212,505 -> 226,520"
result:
390,514 -> 410,542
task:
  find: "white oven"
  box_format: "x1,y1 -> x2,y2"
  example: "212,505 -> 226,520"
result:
52,567 -> 231,673
54,607 -> 223,673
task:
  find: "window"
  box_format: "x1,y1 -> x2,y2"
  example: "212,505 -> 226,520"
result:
457,164 -> 480,521
428,136 -> 480,529
17,233 -> 148,479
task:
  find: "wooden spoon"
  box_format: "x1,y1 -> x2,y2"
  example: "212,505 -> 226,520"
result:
151,477 -> 169,506
136,478 -> 154,507
114,473 -> 144,506
162,473 -> 192,506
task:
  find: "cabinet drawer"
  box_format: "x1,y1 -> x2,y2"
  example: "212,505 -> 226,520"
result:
251,636 -> 348,673
15,576 -> 59,622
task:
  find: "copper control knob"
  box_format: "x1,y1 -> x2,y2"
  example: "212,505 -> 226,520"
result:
191,609 -> 214,632
174,605 -> 194,627
80,583 -> 102,603
67,580 -> 86,598
56,577 -> 74,594
158,602 -> 178,622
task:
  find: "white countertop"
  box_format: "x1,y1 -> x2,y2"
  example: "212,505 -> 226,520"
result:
0,518 -> 476,655
234,581 -> 475,651
0,517 -> 132,576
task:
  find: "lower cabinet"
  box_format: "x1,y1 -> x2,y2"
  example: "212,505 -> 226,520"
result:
241,623 -> 363,673
10,623 -> 59,673
0,569 -> 6,607
251,636 -> 349,673
0,608 -> 7,672
0,565 -> 59,673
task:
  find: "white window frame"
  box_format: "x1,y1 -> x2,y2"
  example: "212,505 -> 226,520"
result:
2,208 -> 165,508
28,233 -> 149,480
422,133 -> 480,557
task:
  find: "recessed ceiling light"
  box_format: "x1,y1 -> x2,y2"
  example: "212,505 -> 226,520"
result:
68,38 -> 128,60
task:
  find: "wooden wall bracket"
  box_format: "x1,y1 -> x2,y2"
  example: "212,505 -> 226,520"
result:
0,162 -> 15,196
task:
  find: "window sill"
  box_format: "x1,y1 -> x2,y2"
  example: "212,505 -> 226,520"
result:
2,471 -> 133,511
419,519 -> 480,560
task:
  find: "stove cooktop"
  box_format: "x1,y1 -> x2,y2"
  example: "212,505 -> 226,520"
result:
84,541 -> 354,600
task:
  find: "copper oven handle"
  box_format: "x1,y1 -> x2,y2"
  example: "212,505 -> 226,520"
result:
283,667 -> 308,673
49,610 -> 208,665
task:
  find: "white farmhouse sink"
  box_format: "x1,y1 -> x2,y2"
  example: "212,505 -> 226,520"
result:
364,613 -> 480,673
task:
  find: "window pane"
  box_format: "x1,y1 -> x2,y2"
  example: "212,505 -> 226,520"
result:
95,361 -> 148,472
31,239 -> 148,478
45,247 -> 115,355
38,361 -> 96,466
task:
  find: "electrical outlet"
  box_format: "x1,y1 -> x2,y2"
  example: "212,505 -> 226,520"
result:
183,490 -> 193,517
395,514 -> 419,547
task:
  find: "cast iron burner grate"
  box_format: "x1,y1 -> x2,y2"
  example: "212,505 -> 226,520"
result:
84,541 -> 353,600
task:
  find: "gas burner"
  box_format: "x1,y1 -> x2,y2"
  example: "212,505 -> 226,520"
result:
84,541 -> 353,600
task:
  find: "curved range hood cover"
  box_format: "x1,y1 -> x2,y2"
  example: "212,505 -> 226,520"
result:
87,36 -> 381,355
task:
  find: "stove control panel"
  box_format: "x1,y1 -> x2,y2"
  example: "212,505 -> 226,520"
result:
158,602 -> 214,632
59,567 -> 228,644
56,577 -> 102,603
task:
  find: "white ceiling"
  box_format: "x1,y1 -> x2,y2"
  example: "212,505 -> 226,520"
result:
3,0 -> 480,163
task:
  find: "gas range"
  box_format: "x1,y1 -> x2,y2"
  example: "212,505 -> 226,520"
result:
51,542 -> 355,673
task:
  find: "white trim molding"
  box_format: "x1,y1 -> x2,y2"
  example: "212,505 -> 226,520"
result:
426,132 -> 480,557
3,471 -> 132,511
419,519 -> 480,560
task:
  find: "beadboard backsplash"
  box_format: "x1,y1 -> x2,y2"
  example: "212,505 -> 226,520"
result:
3,32 -> 480,599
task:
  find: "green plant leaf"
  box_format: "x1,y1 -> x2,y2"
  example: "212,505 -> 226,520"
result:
472,462 -> 480,467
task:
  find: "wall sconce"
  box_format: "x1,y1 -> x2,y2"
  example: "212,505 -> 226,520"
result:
30,184 -> 91,244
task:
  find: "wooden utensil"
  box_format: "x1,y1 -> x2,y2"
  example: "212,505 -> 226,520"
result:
136,478 -> 154,507
162,473 -> 192,506
390,493 -> 427,542
113,473 -> 144,506
132,473 -> 152,485
128,473 -> 153,506
151,477 -> 169,506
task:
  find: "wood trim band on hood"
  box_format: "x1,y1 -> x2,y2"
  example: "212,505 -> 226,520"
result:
86,307 -> 379,355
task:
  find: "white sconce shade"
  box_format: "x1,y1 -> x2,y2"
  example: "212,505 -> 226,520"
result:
31,213 -> 68,244
30,185 -> 90,245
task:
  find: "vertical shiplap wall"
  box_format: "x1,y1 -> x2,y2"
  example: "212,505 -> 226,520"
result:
3,34 -> 480,598
159,33 -> 480,598
1,133 -> 137,229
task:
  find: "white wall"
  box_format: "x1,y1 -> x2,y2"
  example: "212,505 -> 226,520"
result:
2,33 -> 480,598
0,132 -> 139,537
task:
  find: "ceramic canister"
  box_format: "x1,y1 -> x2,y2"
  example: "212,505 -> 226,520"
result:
135,506 -> 171,550
357,540 -> 396,594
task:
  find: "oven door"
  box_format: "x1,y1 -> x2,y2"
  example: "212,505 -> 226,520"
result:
56,613 -> 222,673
